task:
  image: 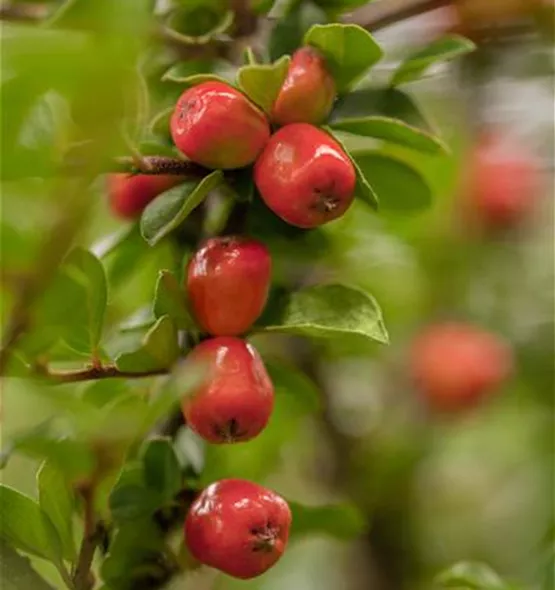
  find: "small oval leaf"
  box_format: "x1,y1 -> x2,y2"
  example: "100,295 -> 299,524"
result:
153,270 -> 197,331
351,151 -> 433,212
303,23 -> 383,92
142,438 -> 182,499
236,56 -> 291,114
140,170 -> 223,246
256,283 -> 388,343
391,34 -> 476,87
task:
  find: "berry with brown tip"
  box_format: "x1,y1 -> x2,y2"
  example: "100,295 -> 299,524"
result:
185,479 -> 291,579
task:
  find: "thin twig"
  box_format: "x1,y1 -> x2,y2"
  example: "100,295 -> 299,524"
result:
73,485 -> 99,590
41,364 -> 169,384
342,0 -> 452,31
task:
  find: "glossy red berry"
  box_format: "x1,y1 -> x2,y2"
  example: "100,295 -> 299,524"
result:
254,123 -> 356,228
107,174 -> 183,219
410,323 -> 512,412
182,337 -> 274,443
185,479 -> 292,579
187,236 -> 271,336
464,132 -> 541,230
271,47 -> 336,126
170,82 -> 270,170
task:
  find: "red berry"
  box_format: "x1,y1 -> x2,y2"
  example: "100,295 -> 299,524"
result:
182,337 -> 274,443
107,174 -> 183,219
464,132 -> 541,230
271,47 -> 336,126
170,82 -> 270,170
410,323 -> 512,412
254,123 -> 356,228
187,236 -> 271,336
185,479 -> 291,579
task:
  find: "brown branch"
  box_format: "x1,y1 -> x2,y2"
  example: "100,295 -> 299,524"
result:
344,0 -> 452,31
0,2 -> 50,22
109,156 -> 210,177
73,484 -> 100,590
42,364 -> 169,384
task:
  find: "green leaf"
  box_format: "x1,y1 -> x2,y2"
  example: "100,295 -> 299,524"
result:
351,151 -> 433,212
289,501 -> 366,539
0,539 -> 55,590
164,5 -> 234,44
391,34 -> 475,87
331,87 -> 434,132
115,316 -> 179,373
243,46 -> 258,65
109,485 -> 164,522
0,485 -> 62,563
37,462 -> 76,562
142,438 -> 182,499
303,24 -> 382,92
323,127 -> 378,209
153,270 -> 196,331
265,359 -> 320,413
329,116 -> 448,155
435,562 -> 510,590
256,283 -> 388,343
161,70 -> 232,86
236,56 -> 290,114
140,171 -> 223,246
62,248 -> 107,354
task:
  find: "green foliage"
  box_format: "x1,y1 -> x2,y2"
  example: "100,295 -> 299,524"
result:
141,438 -> 182,500
434,562 -> 516,590
351,151 -> 433,212
257,284 -> 389,343
153,270 -> 197,331
304,23 -> 382,92
140,171 -> 223,245
237,56 -> 291,114
289,501 -> 366,539
391,34 -> 476,87
0,539 -> 55,590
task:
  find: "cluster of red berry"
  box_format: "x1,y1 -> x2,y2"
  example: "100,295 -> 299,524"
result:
107,46 -> 354,579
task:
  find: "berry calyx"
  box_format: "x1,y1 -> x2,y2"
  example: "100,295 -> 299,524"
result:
187,236 -> 271,336
410,322 -> 512,412
182,337 -> 274,443
185,479 -> 291,579
254,123 -> 356,228
107,174 -> 184,219
463,131 -> 540,231
170,82 -> 270,170
271,47 -> 336,126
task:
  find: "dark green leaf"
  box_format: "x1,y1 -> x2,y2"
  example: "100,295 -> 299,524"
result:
142,438 -> 182,498
324,127 -> 378,209
435,562 -> 510,590
0,485 -> 62,563
312,0 -> 370,13
91,224 -> 138,260
391,34 -> 475,87
0,539 -> 55,590
109,485 -> 164,522
331,87 -> 434,132
140,171 -> 223,246
153,270 -> 196,331
303,24 -> 382,92
164,5 -> 234,44
351,151 -> 433,212
256,283 -> 389,343
115,316 -> 179,373
329,116 -> 448,154
148,106 -> 174,137
289,500 -> 366,539
265,359 -> 320,413
236,56 -> 290,114
37,462 -> 76,562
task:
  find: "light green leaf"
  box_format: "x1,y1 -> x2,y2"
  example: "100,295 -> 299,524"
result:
37,462 -> 76,562
0,485 -> 62,563
109,485 -> 164,522
164,6 -> 234,45
434,561 -> 511,589
303,24 -> 382,92
161,70 -> 232,86
142,438 -> 182,499
351,151 -> 433,212
115,316 -> 179,373
324,127 -> 378,209
153,270 -> 196,331
0,539 -> 55,590
289,500 -> 366,539
243,46 -> 258,65
391,34 -> 476,87
256,283 -> 388,343
236,56 -> 290,114
140,171 -> 223,246
329,116 -> 448,155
